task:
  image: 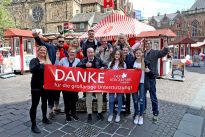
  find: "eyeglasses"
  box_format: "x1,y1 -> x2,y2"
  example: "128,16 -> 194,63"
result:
58,41 -> 64,43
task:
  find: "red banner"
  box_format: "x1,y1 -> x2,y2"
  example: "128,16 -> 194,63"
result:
44,64 -> 142,93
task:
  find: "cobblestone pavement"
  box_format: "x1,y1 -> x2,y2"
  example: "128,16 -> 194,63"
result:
0,66 -> 205,137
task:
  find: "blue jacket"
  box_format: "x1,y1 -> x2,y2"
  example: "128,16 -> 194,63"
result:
34,36 -> 57,64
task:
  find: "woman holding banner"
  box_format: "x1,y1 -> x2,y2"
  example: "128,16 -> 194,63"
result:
29,46 -> 52,133
107,50 -> 127,123
55,48 -> 80,121
132,48 -> 146,125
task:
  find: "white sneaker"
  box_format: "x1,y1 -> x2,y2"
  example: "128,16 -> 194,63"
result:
115,115 -> 121,123
134,115 -> 139,125
108,115 -> 113,122
138,116 -> 143,125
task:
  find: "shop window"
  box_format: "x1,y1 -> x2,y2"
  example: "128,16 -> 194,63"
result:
80,23 -> 84,29
14,38 -> 20,55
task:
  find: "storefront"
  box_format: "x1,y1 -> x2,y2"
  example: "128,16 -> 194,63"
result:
3,28 -> 36,74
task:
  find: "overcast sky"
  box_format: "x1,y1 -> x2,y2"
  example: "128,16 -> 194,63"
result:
131,0 -> 196,18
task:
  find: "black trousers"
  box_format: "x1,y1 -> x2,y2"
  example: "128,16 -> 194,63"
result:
48,90 -> 61,108
125,93 -> 131,112
30,89 -> 48,126
62,91 -> 78,117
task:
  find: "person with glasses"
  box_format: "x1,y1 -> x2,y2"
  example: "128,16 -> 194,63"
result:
32,31 -> 69,118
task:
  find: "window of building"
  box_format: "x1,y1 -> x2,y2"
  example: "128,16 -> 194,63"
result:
192,20 -> 199,37
76,10 -> 79,14
176,23 -> 181,28
157,22 -> 161,27
80,23 -> 84,29
177,31 -> 181,36
57,25 -> 62,32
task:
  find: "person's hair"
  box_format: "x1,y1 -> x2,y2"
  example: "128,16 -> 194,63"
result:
57,35 -> 64,40
110,50 -> 125,69
71,38 -> 80,47
37,46 -> 51,64
145,40 -> 152,45
88,29 -> 94,33
100,37 -> 106,41
68,47 -> 77,53
134,48 -> 145,70
87,47 -> 94,52
114,33 -> 130,48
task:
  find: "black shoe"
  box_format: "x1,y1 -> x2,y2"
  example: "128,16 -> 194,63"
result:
66,116 -> 72,122
97,113 -> 104,120
71,114 -> 79,121
133,113 -> 136,119
42,118 -> 52,124
31,125 -> 41,134
87,114 -> 92,122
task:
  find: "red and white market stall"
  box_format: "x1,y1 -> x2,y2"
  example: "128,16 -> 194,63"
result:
3,28 -> 36,74
170,37 -> 196,59
136,28 -> 177,76
80,13 -> 155,45
191,41 -> 205,61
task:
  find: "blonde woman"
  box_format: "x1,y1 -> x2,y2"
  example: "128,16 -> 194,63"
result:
132,48 -> 145,125
113,33 -> 130,51
70,38 -> 84,60
29,46 -> 52,133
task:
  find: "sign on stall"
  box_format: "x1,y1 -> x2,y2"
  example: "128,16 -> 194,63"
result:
170,59 -> 185,81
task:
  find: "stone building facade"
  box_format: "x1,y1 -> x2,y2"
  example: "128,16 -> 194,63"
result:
148,0 -> 205,42
7,0 -> 133,33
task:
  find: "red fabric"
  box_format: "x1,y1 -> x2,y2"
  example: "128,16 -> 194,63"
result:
0,54 -> 3,63
58,48 -> 66,60
44,64 -> 142,93
76,49 -> 84,60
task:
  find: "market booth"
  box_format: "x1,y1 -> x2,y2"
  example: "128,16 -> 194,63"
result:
170,37 -> 196,59
191,41 -> 205,60
3,28 -> 35,74
136,28 -> 176,76
80,13 -> 155,45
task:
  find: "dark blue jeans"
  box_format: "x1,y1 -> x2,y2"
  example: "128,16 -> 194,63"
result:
109,93 -> 123,115
144,78 -> 159,116
132,83 -> 145,116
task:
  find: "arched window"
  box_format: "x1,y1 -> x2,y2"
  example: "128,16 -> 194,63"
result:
192,20 -> 199,37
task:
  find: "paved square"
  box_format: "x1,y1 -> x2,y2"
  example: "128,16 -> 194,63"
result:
0,66 -> 205,137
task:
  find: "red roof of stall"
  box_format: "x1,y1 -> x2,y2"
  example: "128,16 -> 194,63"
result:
171,37 -> 196,45
136,28 -> 176,38
80,13 -> 155,40
4,28 -> 33,38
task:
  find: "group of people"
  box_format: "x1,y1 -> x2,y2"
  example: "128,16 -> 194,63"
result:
29,29 -> 168,133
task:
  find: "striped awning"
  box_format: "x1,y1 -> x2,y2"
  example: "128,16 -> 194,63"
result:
80,13 -> 155,40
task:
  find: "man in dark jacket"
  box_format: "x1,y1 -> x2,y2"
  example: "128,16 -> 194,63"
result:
122,47 -> 134,115
77,48 -> 107,122
80,29 -> 101,57
144,39 -> 168,121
